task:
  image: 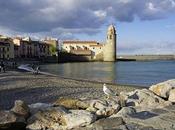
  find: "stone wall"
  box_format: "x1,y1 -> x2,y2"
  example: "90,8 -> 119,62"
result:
118,55 -> 175,61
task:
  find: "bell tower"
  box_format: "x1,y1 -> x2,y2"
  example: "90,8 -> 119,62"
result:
103,24 -> 116,62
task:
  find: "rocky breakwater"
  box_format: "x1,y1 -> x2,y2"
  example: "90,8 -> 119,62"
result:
1,80 -> 175,130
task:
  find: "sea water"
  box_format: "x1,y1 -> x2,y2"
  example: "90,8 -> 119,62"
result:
41,60 -> 175,87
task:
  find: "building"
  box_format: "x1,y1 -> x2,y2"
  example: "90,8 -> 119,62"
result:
43,37 -> 58,56
0,36 -> 14,60
62,40 -> 103,60
62,25 -> 117,61
13,37 -> 34,58
13,37 -> 51,59
32,41 -> 50,58
13,37 -> 20,58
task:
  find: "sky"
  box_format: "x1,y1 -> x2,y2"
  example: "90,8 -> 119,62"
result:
0,0 -> 175,54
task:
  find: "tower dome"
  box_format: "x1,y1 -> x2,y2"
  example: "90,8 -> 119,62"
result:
107,24 -> 116,34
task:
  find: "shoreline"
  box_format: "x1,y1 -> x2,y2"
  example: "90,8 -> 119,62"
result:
54,74 -> 145,89
0,70 -> 141,110
2,70 -> 175,130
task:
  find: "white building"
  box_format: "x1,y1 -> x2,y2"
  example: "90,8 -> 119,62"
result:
61,25 -> 117,61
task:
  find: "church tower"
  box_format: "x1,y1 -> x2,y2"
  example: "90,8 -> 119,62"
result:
103,24 -> 117,62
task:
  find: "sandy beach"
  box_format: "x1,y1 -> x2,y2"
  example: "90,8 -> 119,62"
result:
0,71 -> 140,110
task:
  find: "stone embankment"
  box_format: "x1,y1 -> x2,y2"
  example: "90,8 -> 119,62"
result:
118,55 -> 175,61
1,80 -> 175,130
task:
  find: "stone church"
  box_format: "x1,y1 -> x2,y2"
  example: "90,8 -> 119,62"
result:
61,25 -> 117,62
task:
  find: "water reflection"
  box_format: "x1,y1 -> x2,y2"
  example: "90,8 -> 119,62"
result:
41,62 -> 117,83
41,61 -> 175,87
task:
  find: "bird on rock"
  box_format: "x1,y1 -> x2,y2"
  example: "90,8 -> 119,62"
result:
103,83 -> 116,99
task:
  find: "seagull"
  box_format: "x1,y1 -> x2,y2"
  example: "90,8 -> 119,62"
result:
103,83 -> 116,99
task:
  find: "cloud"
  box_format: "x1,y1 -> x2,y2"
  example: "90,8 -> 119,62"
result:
0,0 -> 175,36
0,0 -> 175,33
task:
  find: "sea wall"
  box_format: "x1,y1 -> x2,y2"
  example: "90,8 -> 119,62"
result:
58,52 -> 103,63
118,55 -> 175,61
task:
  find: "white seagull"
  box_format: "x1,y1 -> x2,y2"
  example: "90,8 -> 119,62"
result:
103,83 -> 116,99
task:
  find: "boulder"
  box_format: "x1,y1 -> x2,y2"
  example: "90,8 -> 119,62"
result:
123,110 -> 175,130
168,89 -> 175,102
95,105 -> 120,117
91,117 -> 124,130
11,100 -> 30,119
125,123 -> 159,130
63,110 -> 96,129
0,110 -> 26,130
110,107 -> 136,118
86,107 -> 98,113
89,99 -> 120,117
106,98 -> 120,107
119,94 -> 127,107
125,89 -> 171,108
71,126 -> 95,130
149,79 -> 175,98
90,99 -> 108,110
29,103 -> 53,115
53,97 -> 89,109
96,109 -> 106,117
26,107 -> 68,130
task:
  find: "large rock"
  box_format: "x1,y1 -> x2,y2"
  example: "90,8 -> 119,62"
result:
124,89 -> 171,108
63,110 -> 96,129
26,107 -> 68,130
125,123 -> 159,130
0,110 -> 26,130
89,99 -> 120,117
95,104 -> 120,117
110,107 -> 136,118
123,109 -> 175,130
54,97 -> 89,109
91,117 -> 124,130
149,79 -> 175,98
118,94 -> 127,107
89,99 -> 108,110
29,103 -> 53,115
11,100 -> 30,119
168,89 -> 175,102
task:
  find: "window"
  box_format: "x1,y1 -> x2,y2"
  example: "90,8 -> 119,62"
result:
7,47 -> 9,51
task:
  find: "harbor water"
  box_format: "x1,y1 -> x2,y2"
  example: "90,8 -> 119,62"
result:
41,60 -> 175,87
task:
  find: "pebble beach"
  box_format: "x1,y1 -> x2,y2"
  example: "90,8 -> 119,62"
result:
0,71 -> 139,110
1,71 -> 175,130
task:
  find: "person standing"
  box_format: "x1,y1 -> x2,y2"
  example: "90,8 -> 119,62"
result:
0,61 -> 5,73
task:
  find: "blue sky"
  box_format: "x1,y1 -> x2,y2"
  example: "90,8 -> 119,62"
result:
75,16 -> 175,55
0,0 -> 175,54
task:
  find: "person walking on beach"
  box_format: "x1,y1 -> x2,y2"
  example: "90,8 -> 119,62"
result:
35,66 -> 40,74
0,61 -> 5,73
